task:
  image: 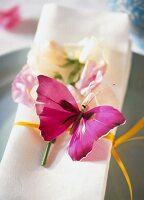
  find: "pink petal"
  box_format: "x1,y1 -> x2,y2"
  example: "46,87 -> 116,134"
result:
76,60 -> 106,94
0,6 -> 21,30
12,65 -> 37,108
68,106 -> 125,161
36,75 -> 80,141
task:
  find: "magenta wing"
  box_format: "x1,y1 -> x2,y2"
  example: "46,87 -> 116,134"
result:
36,75 -> 80,141
68,106 -> 125,161
68,118 -> 94,161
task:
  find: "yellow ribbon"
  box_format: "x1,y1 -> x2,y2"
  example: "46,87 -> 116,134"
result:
14,118 -> 144,200
15,121 -> 39,129
104,118 -> 144,200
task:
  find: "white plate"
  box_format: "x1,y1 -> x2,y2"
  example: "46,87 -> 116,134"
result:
0,48 -> 29,160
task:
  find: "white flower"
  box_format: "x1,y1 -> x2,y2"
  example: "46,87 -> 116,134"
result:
64,37 -> 107,64
79,37 -> 105,63
27,37 -> 107,82
27,41 -> 68,77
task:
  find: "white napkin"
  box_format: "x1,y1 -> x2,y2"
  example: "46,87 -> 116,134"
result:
0,4 -> 131,200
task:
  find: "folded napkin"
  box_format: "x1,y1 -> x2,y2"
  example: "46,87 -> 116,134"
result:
0,4 -> 131,200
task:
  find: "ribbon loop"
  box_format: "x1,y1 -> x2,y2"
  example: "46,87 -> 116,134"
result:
114,118 -> 144,148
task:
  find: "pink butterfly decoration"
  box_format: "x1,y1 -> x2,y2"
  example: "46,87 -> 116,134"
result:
0,6 -> 21,30
76,60 -> 106,95
36,75 -> 125,161
12,65 -> 37,108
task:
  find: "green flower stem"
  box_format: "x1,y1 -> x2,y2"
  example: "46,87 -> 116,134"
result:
41,142 -> 52,166
41,139 -> 56,166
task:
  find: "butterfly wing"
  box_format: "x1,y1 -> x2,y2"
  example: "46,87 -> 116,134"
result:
68,118 -> 94,161
36,75 -> 80,141
68,106 -> 125,160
